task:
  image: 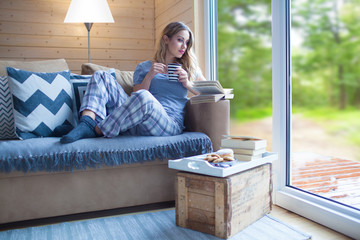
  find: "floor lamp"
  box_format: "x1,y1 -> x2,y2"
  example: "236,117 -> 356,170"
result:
64,0 -> 114,63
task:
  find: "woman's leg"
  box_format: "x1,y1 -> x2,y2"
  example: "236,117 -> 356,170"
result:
98,89 -> 182,138
61,71 -> 128,143
80,71 -> 129,121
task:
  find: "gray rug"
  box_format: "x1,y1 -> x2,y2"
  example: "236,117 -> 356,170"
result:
0,210 -> 311,240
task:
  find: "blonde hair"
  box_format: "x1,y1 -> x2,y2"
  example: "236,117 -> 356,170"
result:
154,22 -> 199,82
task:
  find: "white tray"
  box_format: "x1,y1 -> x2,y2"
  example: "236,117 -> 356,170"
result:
168,152 -> 278,177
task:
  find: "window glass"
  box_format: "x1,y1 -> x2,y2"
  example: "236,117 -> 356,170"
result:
218,0 -> 273,148
290,0 -> 360,209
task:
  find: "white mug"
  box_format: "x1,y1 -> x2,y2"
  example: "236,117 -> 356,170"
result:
167,63 -> 181,81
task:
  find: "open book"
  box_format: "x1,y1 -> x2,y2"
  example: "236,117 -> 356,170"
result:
190,81 -> 234,104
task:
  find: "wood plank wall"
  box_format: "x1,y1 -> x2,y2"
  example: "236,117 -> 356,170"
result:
154,0 -> 205,77
0,0 -> 156,73
0,0 -> 204,74
154,0 -> 194,40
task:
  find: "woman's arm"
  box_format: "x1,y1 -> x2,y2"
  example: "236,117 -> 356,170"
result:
177,67 -> 207,95
185,81 -> 199,95
133,62 -> 167,92
196,70 -> 207,81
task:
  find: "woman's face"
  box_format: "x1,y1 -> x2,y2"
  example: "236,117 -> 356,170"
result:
165,30 -> 190,60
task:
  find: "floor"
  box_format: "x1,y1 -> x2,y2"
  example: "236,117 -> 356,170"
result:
131,205 -> 353,240
0,202 -> 354,239
269,205 -> 353,240
104,205 -> 353,240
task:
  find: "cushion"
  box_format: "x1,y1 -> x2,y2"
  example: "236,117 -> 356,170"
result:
81,63 -> 133,96
70,74 -> 90,124
0,59 -> 69,76
70,69 -> 116,123
6,67 -> 75,138
0,76 -> 18,140
0,132 -> 212,173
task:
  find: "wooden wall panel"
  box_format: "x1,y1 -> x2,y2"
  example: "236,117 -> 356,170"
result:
154,0 -> 193,41
0,0 -> 155,73
0,0 -> 205,75
0,35 -> 154,50
154,0 -> 206,78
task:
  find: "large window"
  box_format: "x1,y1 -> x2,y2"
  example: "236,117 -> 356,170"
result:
272,0 -> 360,239
209,0 -> 360,238
290,0 -> 360,210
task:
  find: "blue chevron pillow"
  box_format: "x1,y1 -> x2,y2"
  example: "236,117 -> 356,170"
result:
0,76 -> 18,140
6,67 -> 75,139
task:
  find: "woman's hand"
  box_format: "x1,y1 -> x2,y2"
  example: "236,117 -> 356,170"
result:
134,62 -> 167,92
149,62 -> 167,77
175,67 -> 191,89
175,67 -> 200,95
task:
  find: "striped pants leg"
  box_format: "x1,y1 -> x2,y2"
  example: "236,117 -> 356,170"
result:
80,70 -> 129,121
98,89 -> 182,137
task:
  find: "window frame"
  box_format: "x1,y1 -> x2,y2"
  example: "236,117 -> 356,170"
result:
271,0 -> 360,239
204,0 -> 218,81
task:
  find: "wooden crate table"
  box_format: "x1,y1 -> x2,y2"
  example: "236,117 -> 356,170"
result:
175,163 -> 272,239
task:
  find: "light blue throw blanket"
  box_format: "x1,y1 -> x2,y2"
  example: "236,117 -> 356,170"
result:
0,132 -> 212,173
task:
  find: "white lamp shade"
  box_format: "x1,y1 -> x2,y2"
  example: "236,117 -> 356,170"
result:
64,0 -> 114,23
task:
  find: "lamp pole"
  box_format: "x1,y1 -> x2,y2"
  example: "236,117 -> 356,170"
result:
84,23 -> 93,63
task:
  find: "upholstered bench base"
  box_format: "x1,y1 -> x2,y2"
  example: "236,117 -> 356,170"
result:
0,132 -> 211,223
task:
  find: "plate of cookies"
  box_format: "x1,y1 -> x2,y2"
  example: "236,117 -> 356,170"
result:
203,149 -> 236,168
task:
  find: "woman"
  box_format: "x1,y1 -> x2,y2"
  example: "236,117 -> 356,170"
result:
60,21 -> 206,144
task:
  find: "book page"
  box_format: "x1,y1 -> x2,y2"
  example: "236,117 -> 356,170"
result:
192,86 -> 224,94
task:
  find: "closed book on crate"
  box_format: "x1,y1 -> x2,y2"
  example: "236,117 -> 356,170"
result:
224,147 -> 266,156
176,163 -> 272,239
221,136 -> 267,150
234,153 -> 263,161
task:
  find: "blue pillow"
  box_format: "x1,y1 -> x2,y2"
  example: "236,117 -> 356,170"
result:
6,67 -> 75,139
70,74 -> 91,124
0,76 -> 18,140
70,69 -> 116,124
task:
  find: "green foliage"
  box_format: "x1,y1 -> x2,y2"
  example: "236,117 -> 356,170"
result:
218,0 -> 360,116
291,0 -> 360,109
218,0 -> 272,114
234,107 -> 272,122
218,1 -> 360,152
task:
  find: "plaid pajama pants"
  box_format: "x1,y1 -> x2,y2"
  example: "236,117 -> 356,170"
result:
80,70 -> 182,137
